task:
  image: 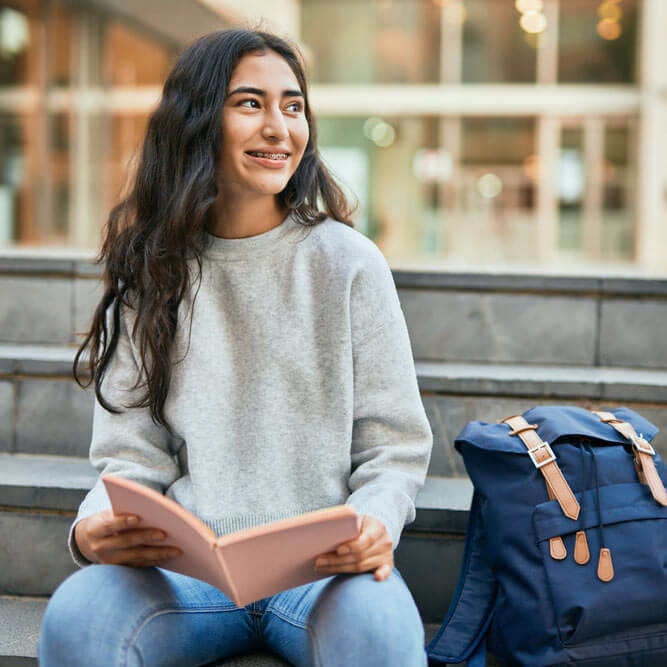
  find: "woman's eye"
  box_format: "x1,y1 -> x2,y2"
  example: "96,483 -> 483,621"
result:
239,99 -> 260,108
287,102 -> 303,112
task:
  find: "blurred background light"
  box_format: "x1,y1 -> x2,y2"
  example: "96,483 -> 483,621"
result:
412,148 -> 454,183
477,173 -> 503,199
519,11 -> 548,33
558,149 -> 584,204
515,0 -> 544,13
366,119 -> 396,148
0,7 -> 28,56
598,2 -> 623,21
522,155 -> 541,184
597,18 -> 622,39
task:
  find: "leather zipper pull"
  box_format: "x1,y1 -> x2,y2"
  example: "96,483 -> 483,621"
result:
597,547 -> 614,582
574,530 -> 590,565
550,536 -> 567,560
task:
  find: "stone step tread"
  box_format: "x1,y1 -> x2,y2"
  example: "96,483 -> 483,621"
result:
418,361 -> 667,384
4,341 -> 667,380
4,250 -> 667,294
0,595 -> 441,664
0,453 -> 472,532
417,362 -> 667,401
3,344 -> 666,401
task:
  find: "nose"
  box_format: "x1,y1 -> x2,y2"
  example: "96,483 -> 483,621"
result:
261,105 -> 289,141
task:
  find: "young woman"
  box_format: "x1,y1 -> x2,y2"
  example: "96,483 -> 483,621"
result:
38,28 -> 433,666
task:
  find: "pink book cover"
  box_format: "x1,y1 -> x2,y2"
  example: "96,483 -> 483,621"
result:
102,475 -> 361,607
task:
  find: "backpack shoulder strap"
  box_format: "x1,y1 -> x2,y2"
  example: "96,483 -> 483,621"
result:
426,490 -> 497,666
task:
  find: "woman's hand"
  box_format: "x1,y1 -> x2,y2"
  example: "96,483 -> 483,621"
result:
314,514 -> 394,581
74,509 -> 183,567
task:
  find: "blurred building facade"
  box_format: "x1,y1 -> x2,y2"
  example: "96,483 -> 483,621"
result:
0,0 -> 665,272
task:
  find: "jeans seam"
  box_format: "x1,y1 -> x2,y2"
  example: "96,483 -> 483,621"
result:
266,606 -> 308,630
122,604 -> 242,666
305,621 -> 322,667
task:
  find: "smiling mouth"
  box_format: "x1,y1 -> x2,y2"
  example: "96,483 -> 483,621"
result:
245,151 -> 289,161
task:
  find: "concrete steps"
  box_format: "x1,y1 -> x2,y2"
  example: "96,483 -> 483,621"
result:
3,254 -> 667,370
2,344 -> 667,468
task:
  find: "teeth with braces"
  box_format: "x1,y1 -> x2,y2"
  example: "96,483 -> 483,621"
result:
248,152 -> 288,160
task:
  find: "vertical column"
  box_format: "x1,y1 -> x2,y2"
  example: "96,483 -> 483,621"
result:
439,1 -> 463,258
537,0 -> 558,84
582,116 -> 604,260
69,8 -> 90,248
18,1 -> 46,243
636,0 -> 667,267
536,115 -> 559,262
37,1 -> 52,241
69,9 -> 103,249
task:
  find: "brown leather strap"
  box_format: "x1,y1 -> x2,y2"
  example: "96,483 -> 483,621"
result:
591,410 -> 667,506
501,415 -> 580,520
544,482 -> 567,559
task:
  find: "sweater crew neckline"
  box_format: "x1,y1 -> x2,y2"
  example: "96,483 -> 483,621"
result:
204,210 -> 297,259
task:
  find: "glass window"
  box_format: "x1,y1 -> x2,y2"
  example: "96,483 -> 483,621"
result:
601,123 -> 634,260
557,126 -> 584,255
0,3 -> 31,86
48,2 -> 73,86
317,115 -> 539,267
301,0 -> 441,84
0,111 -> 23,243
48,111 -> 72,244
558,0 -> 638,83
462,0 -> 537,82
0,1 -> 43,245
103,20 -> 173,86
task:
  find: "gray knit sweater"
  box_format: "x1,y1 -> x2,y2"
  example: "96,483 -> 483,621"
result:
68,211 -> 433,567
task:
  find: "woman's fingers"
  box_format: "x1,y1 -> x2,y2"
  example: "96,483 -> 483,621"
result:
97,527 -> 165,550
314,514 -> 393,577
86,509 -> 137,539
102,545 -> 182,566
374,563 -> 393,581
82,509 -> 182,566
315,552 -> 393,576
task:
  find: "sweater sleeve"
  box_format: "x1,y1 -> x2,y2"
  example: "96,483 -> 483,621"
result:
344,247 -> 433,550
68,302 -> 181,568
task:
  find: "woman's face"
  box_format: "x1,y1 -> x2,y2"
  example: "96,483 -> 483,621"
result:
219,50 -> 310,200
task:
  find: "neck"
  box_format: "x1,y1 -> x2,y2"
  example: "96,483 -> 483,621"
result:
210,190 -> 288,239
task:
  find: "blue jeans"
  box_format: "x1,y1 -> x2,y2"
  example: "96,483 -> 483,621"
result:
38,564 -> 427,666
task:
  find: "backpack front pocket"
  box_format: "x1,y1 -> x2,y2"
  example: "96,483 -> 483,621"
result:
533,482 -> 667,647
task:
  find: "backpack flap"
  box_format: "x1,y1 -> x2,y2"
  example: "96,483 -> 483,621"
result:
455,406 -> 658,456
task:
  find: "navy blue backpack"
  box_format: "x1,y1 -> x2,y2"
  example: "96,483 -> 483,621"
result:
426,406 -> 667,667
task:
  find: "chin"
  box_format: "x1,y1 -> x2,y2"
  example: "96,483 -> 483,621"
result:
249,181 -> 291,196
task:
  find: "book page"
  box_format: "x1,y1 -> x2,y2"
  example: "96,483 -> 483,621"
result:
102,475 -> 234,597
215,508 -> 360,606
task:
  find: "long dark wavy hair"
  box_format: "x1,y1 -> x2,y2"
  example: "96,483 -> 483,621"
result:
73,28 -> 355,432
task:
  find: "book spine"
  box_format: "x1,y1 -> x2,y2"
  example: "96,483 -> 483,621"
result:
213,543 -> 242,608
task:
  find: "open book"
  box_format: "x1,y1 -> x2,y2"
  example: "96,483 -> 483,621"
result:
102,475 -> 361,607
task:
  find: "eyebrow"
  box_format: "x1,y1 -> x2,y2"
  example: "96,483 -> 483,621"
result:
226,86 -> 304,99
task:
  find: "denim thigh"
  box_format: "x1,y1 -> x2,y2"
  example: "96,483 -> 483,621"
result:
38,564 -> 259,667
260,567 -> 427,667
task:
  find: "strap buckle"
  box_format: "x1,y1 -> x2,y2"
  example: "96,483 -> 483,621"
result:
631,433 -> 655,456
528,441 -> 556,469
